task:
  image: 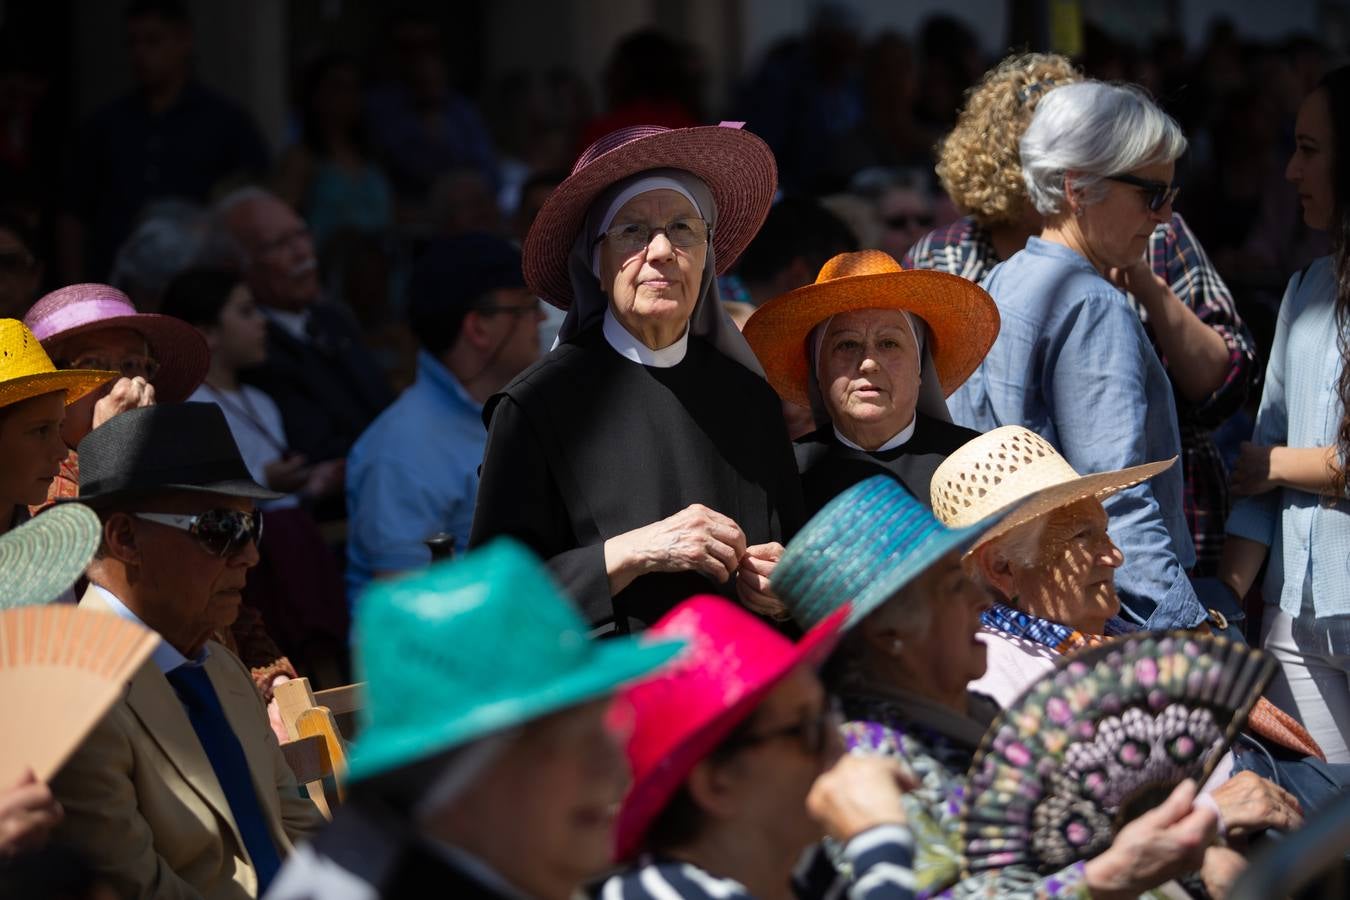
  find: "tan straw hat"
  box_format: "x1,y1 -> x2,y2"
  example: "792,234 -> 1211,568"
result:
930,425 -> 1175,553
0,319 -> 118,410
741,250 -> 1000,407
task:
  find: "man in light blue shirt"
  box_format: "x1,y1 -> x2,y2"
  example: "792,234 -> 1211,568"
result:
346,234 -> 545,603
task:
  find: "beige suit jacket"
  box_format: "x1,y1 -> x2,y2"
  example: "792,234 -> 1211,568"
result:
51,588 -> 324,900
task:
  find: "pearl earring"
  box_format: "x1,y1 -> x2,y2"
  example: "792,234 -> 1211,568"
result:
890,639 -> 904,655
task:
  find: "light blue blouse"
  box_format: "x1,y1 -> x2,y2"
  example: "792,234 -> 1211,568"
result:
950,238 -> 1203,630
1226,257 -> 1350,618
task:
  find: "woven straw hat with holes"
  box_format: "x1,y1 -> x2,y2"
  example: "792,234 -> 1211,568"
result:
930,425 -> 1176,554
0,319 -> 118,410
741,249 -> 1000,408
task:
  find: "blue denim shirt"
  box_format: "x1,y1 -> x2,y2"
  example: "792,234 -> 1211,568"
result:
346,351 -> 486,604
949,238 -> 1203,629
1227,258 -> 1350,618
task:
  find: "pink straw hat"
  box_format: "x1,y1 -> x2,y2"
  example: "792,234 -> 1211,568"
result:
613,595 -> 848,862
24,284 -> 209,403
522,123 -> 778,309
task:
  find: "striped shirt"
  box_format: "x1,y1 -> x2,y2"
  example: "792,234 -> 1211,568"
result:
596,825 -> 917,899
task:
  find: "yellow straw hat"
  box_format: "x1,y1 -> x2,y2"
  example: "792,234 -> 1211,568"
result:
930,425 -> 1176,554
0,319 -> 118,410
741,250 -> 1000,408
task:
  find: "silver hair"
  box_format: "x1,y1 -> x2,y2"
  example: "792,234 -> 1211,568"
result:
823,587 -> 936,693
109,200 -> 241,309
1020,81 -> 1187,217
966,515 -> 1050,595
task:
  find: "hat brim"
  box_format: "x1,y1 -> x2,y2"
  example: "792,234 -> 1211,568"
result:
613,604 -> 849,861
965,457 -> 1178,555
522,126 -> 777,309
742,269 -> 1000,407
74,478 -> 284,509
0,369 -> 119,410
39,314 -> 209,403
0,504 -> 103,610
346,636 -> 685,783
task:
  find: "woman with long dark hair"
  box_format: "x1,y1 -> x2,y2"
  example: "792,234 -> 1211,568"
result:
1221,65 -> 1350,763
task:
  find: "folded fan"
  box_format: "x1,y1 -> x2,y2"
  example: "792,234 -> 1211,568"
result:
0,605 -> 158,785
962,632 -> 1275,875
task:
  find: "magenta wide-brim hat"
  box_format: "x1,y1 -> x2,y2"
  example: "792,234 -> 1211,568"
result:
24,284 -> 209,403
613,596 -> 849,862
522,123 -> 778,310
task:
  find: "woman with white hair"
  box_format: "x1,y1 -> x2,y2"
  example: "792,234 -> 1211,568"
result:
947,81 -> 1229,634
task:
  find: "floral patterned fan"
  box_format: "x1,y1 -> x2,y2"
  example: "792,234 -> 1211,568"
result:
962,632 -> 1275,875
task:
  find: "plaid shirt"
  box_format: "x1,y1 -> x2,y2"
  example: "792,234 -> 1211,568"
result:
905,214 -> 1257,575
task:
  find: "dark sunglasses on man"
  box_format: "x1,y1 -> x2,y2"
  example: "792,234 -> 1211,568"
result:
134,508 -> 264,557
1104,173 -> 1181,212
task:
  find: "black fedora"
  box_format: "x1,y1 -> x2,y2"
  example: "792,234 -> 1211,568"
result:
76,403 -> 283,507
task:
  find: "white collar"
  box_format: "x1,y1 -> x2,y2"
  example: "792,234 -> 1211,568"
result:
91,583 -> 207,673
602,305 -> 688,368
261,306 -> 311,342
834,415 -> 917,453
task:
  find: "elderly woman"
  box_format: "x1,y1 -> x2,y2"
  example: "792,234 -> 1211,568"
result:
470,124 -> 802,633
600,594 -> 919,899
906,53 -> 1256,580
269,539 -> 682,899
946,80 -> 1222,634
742,249 -> 998,514
930,427 -> 1346,837
22,282 -> 209,507
772,476 -> 1238,899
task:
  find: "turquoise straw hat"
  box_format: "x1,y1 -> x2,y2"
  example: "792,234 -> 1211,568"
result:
772,476 -> 1002,629
347,538 -> 683,782
0,503 -> 102,610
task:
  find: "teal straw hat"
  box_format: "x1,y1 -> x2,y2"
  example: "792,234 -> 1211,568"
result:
0,503 -> 102,610
347,538 -> 684,782
772,476 -> 1002,629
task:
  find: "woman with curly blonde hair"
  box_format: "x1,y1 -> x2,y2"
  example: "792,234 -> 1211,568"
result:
905,52 -> 1257,585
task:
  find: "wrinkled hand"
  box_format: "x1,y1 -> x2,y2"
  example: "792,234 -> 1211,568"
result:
0,770 -> 63,859
1106,257 -> 1169,305
303,458 -> 346,500
91,376 -> 155,429
267,674 -> 292,744
1083,779 -> 1217,900
737,542 -> 786,618
1211,770 -> 1302,837
1231,442 -> 1280,496
620,503 -> 748,583
807,754 -> 918,844
1200,845 -> 1248,900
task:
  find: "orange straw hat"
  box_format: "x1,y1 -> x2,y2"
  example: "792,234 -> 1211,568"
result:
0,319 -> 118,410
930,425 -> 1175,555
741,250 -> 1000,408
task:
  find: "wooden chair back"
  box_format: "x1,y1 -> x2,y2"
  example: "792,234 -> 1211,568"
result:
275,677 -> 366,819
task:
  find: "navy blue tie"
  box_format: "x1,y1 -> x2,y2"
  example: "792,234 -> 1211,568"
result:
166,664 -> 282,893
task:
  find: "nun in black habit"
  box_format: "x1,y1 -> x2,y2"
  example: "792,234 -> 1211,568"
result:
742,249 -> 1000,515
469,124 -> 803,635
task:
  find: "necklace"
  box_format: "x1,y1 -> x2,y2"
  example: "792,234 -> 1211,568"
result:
200,383 -> 289,455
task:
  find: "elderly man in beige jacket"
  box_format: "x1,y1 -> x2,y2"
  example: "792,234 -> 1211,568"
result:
52,403 -> 323,899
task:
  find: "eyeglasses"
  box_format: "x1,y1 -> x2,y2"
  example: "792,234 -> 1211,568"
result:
723,695 -> 843,758
58,353 -> 160,381
1104,173 -> 1181,212
134,509 -> 263,557
591,217 -> 710,257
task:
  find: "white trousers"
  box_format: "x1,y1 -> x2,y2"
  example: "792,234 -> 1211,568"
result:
1261,592 -> 1350,764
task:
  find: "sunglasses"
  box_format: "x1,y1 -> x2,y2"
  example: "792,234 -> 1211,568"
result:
723,695 -> 843,758
134,508 -> 263,557
57,353 -> 160,381
1104,173 -> 1181,212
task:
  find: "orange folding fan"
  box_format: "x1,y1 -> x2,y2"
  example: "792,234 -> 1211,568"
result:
0,605 -> 157,785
